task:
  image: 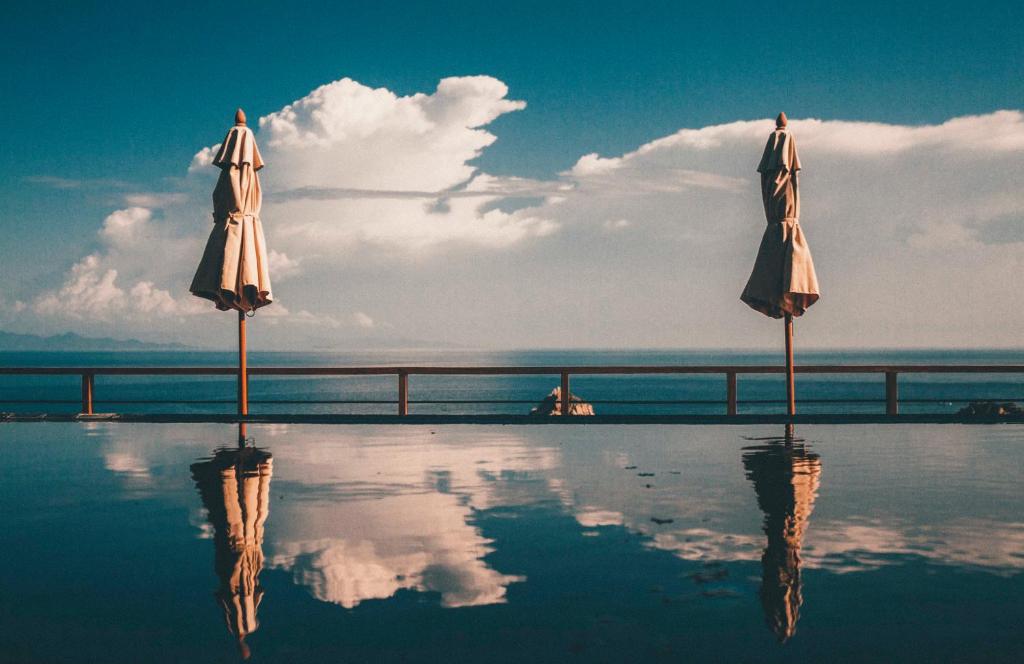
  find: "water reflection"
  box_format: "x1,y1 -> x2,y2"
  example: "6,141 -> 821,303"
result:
191,445 -> 273,660
263,431 -> 535,609
5,423 -> 1024,661
743,430 -> 822,642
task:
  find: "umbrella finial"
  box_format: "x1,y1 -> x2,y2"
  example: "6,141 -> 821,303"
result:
776,112 -> 787,129
235,108 -> 247,126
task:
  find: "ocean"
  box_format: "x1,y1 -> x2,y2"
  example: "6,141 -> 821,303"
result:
2,348 -> 1023,416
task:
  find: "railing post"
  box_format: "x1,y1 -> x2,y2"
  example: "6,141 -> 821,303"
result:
726,371 -> 737,416
398,371 -> 409,416
560,371 -> 571,416
80,373 -> 94,415
885,371 -> 898,416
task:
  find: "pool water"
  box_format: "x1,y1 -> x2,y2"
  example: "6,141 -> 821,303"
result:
0,423 -> 1021,662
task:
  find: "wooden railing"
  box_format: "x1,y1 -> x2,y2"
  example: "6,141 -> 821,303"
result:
2,365 -> 1023,417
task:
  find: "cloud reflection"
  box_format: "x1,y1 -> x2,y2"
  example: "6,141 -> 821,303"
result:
86,424 -> 1024,623
262,430 -> 552,608
267,492 -> 524,608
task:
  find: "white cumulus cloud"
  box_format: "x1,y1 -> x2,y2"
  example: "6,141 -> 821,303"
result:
268,249 -> 300,280
251,76 -> 554,254
99,207 -> 153,247
469,110 -> 1024,347
13,72 -> 1024,348
30,207 -> 202,328
32,253 -> 185,322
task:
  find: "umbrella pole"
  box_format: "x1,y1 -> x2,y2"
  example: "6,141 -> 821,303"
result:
238,310 -> 248,417
784,313 -> 795,416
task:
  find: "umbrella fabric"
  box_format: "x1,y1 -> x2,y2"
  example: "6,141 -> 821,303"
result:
740,127 -> 819,318
190,123 -> 273,312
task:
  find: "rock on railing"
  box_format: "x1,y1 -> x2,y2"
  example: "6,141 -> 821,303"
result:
530,387 -> 595,416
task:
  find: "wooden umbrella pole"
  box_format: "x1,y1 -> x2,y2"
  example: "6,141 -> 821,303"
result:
784,313 -> 795,416
238,310 -> 248,416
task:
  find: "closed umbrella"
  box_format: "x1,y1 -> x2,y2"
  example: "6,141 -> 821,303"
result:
190,108 -> 273,415
741,112 -> 819,415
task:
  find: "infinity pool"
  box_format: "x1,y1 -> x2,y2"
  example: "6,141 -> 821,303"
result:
1,423 -> 1021,662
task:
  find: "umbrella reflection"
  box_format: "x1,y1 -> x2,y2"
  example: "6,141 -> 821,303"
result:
743,431 -> 821,642
191,444 -> 273,660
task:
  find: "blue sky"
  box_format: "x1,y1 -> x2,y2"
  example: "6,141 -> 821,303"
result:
5,1 -> 1021,177
1,1 -> 1022,348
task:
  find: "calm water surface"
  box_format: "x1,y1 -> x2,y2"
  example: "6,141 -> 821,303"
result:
0,423 -> 1022,662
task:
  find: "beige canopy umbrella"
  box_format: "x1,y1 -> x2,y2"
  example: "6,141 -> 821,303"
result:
190,108 -> 273,415
742,438 -> 822,642
741,112 -> 819,415
192,447 -> 274,660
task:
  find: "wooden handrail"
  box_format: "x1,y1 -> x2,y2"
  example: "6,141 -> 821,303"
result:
2,364 -> 1024,375
2,364 -> 1022,418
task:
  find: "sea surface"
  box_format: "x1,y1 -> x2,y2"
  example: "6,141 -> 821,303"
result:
1,349 -> 1023,415
0,422 -> 1021,662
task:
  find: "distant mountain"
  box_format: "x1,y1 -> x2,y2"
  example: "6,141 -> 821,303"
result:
0,330 -> 191,351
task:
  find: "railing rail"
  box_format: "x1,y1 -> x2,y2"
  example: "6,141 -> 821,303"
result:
2,365 -> 1023,417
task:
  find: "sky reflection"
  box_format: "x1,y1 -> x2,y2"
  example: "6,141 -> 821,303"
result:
1,423 -> 1021,661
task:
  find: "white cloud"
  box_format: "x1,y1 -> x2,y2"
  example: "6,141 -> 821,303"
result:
602,218 -> 632,232
33,254 -> 127,320
188,144 -> 219,172
30,207 -> 201,327
122,192 -> 189,208
32,253 -> 184,321
267,249 -> 300,280
259,76 -> 524,190
258,303 -> 343,329
13,70 -> 1024,348
99,207 -> 152,247
471,110 -> 1024,347
250,76 -> 554,254
790,110 -> 1024,156
24,175 -> 134,189
353,311 -> 375,328
129,281 -> 179,314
